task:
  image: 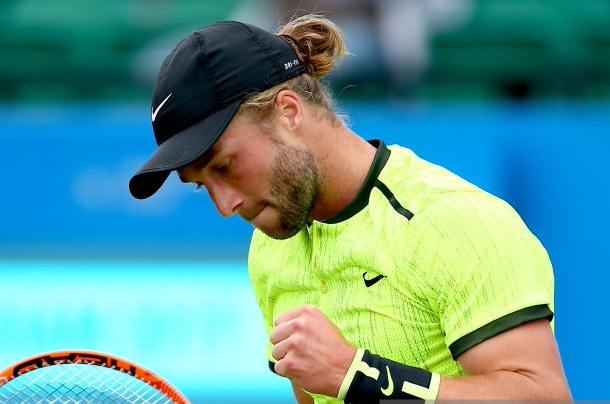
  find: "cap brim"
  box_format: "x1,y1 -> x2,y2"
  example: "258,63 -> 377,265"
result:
129,100 -> 241,199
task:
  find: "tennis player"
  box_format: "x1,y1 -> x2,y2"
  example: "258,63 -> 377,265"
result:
129,15 -> 572,404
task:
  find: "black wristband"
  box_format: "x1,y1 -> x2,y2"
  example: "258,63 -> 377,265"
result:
337,349 -> 440,404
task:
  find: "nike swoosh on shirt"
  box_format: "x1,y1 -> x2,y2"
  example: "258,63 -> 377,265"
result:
151,93 -> 172,122
362,272 -> 386,287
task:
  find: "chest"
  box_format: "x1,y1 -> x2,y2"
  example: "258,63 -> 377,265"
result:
253,222 -> 456,371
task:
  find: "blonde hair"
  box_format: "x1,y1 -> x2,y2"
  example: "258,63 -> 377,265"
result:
237,14 -> 347,125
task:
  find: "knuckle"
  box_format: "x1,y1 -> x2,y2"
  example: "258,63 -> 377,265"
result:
282,357 -> 297,372
301,304 -> 317,314
285,334 -> 302,350
292,317 -> 306,331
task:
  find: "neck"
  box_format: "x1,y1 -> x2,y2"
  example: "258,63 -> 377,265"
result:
307,122 -> 377,222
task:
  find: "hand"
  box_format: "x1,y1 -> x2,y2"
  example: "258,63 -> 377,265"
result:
270,304 -> 357,397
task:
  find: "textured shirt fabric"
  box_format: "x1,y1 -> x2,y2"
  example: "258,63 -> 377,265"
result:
248,140 -> 554,404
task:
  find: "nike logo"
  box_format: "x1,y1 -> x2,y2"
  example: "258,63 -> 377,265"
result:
151,93 -> 172,122
381,365 -> 394,396
362,272 -> 386,287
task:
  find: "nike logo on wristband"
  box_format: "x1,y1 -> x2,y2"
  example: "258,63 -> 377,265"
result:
381,365 -> 394,396
362,272 -> 386,287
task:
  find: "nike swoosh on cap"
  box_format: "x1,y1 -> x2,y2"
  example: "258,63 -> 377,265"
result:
151,93 -> 172,122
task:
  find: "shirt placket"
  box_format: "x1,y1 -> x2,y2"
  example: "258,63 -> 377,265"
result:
310,222 -> 329,295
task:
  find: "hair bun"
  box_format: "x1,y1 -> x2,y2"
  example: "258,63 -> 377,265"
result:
277,14 -> 347,79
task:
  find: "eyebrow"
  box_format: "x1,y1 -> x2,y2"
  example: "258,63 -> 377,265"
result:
194,152 -> 215,171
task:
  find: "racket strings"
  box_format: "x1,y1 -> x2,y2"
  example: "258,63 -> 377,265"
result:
0,361 -> 176,404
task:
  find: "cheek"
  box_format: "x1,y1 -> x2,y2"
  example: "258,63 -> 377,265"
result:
239,153 -> 276,191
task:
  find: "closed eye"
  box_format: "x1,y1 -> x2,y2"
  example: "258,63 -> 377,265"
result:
215,158 -> 231,173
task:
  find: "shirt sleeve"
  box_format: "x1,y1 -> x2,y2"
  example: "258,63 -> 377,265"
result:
412,191 -> 555,359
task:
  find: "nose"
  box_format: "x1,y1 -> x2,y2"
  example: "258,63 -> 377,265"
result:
206,181 -> 243,217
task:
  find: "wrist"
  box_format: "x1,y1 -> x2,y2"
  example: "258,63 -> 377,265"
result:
336,349 -> 441,404
337,348 -> 366,400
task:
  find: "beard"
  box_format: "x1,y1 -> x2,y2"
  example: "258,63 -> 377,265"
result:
260,137 -> 321,240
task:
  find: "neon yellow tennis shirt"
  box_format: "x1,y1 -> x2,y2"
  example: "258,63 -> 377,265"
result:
248,140 -> 554,403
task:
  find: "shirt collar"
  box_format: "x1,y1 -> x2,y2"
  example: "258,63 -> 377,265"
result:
321,139 -> 391,224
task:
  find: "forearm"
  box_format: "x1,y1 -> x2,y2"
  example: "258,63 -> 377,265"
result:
339,349 -> 571,403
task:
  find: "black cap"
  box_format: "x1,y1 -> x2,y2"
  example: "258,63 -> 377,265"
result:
129,21 -> 306,199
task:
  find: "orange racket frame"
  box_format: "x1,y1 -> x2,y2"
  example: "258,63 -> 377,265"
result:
0,349 -> 192,404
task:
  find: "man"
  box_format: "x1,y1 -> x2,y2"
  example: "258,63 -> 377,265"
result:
129,15 -> 571,404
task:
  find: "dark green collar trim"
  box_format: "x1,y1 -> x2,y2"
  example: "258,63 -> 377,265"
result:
322,139 -> 390,224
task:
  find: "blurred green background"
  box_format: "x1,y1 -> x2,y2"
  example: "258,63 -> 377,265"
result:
1,1 -> 609,402
1,0 -> 609,102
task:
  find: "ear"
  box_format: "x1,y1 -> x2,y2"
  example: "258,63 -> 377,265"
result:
274,89 -> 303,132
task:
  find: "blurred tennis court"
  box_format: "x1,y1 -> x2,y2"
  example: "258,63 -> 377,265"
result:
0,258 -> 292,404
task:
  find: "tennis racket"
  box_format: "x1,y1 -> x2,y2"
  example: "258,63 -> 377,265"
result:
0,349 -> 192,404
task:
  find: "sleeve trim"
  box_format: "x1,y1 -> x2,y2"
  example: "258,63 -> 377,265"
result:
268,360 -> 278,375
449,304 -> 554,360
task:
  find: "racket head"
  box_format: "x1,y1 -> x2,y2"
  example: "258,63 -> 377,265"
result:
0,349 -> 192,404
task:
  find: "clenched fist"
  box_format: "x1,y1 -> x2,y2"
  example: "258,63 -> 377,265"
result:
270,304 -> 358,397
